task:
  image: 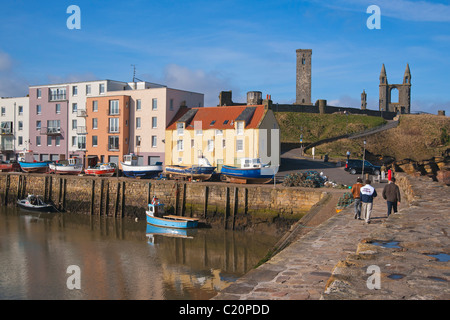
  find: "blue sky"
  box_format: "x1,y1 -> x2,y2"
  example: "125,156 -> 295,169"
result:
0,0 -> 449,113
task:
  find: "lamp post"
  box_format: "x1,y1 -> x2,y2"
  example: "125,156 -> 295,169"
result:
362,140 -> 367,178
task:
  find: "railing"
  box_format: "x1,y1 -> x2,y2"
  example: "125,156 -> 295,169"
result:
49,94 -> 67,101
77,126 -> 87,135
77,109 -> 87,117
0,128 -> 13,135
0,143 -> 14,151
41,127 -> 63,135
108,127 -> 120,134
108,145 -> 120,151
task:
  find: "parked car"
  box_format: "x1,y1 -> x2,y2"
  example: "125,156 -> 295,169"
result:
345,159 -> 381,175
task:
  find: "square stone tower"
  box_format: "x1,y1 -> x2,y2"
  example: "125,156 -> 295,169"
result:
296,49 -> 312,105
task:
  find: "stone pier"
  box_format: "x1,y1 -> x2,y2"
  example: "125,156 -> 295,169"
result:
212,174 -> 449,300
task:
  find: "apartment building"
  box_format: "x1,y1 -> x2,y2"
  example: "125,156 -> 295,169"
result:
28,80 -> 128,161
86,84 -> 204,168
0,96 -> 29,161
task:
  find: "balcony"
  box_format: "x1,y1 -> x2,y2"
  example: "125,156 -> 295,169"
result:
108,144 -> 120,152
77,126 -> 87,135
1,128 -> 13,135
77,109 -> 87,117
49,93 -> 67,102
41,127 -> 63,136
108,127 -> 120,134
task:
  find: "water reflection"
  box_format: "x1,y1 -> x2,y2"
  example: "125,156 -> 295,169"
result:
0,206 -> 279,300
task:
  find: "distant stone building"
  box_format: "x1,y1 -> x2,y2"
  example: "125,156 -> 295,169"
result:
361,90 -> 367,110
379,64 -> 411,114
296,49 -> 312,105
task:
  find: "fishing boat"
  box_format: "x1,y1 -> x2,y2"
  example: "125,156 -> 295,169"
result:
84,163 -> 116,177
220,158 -> 279,184
0,161 -> 20,172
120,154 -> 163,179
18,151 -> 51,173
146,224 -> 196,244
17,194 -> 55,212
49,158 -> 83,175
146,197 -> 199,229
165,156 -> 216,181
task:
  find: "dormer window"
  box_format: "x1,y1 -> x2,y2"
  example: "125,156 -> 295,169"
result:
177,122 -> 184,136
236,121 -> 244,135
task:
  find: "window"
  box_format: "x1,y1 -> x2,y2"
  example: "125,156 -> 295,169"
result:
236,121 -> 244,135
222,139 -> 226,149
55,136 -> 61,146
92,135 -> 98,147
177,122 -> 184,136
47,136 -> 52,146
49,88 -> 66,101
152,135 -> 157,148
47,120 -> 61,131
92,118 -> 98,129
92,100 -> 98,112
18,121 -> 23,131
136,99 -> 141,111
36,136 -> 41,146
302,58 -> 306,65
151,117 -> 157,128
207,139 -> 214,152
72,103 -> 78,113
136,136 -> 141,147
215,129 -> 223,136
18,136 -> 23,146
78,136 -> 86,150
1,107 -> 5,116
177,139 -> 184,151
56,104 -> 61,114
109,118 -> 119,133
72,136 -> 77,147
148,156 -> 160,165
37,89 -> 42,99
86,84 -> 91,95
99,83 -> 105,94
136,117 -> 141,129
72,86 -> 78,96
170,99 -> 174,111
191,139 -> 195,148
36,105 -> 41,115
108,136 -> 119,151
36,121 -> 41,130
152,98 -> 157,110
236,139 -> 244,152
72,119 -> 77,130
109,100 -> 119,115
18,106 -> 23,115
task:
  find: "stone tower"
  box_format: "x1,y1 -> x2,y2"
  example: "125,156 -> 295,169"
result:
361,90 -> 367,110
379,64 -> 411,114
296,49 -> 312,105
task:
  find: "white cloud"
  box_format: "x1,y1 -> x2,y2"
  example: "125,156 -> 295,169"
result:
162,64 -> 243,107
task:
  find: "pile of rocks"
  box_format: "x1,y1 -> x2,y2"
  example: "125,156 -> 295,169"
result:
391,156 -> 449,185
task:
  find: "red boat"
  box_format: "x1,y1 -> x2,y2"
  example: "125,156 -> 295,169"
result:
84,163 -> 116,177
0,161 -> 21,172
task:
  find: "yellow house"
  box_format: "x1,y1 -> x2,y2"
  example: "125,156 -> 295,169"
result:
165,104 -> 280,171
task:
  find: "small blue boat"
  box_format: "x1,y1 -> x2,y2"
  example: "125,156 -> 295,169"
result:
146,197 -> 199,229
18,151 -> 51,173
220,158 -> 279,184
165,156 -> 215,181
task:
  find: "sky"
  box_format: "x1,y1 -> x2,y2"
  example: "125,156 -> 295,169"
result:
0,0 -> 449,114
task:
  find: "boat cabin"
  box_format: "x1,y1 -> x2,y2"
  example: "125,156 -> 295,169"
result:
196,156 -> 212,167
241,158 -> 263,168
123,154 -> 139,166
18,151 -> 36,163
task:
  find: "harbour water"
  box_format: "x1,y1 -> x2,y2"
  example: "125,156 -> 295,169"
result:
0,205 -> 279,300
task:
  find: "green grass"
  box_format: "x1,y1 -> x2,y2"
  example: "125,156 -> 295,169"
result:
274,112 -> 387,143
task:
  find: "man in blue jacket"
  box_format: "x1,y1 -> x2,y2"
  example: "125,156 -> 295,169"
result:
360,179 -> 377,224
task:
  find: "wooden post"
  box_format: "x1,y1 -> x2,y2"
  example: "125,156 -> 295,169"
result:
44,176 -> 48,202
48,176 -> 53,203
21,176 -> 27,200
17,175 -> 22,200
244,187 -> 248,216
232,187 -> 238,230
174,182 -> 179,216
58,178 -> 63,208
203,186 -> 209,219
147,182 -> 152,205
99,179 -> 104,216
181,183 -> 186,217
105,181 -> 110,217
114,182 -> 121,218
4,175 -> 10,205
90,179 -> 95,216
224,186 -> 230,229
121,181 -> 126,218
62,179 -> 67,211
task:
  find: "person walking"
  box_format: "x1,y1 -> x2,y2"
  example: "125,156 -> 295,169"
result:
351,177 -> 363,219
360,179 -> 377,224
382,177 -> 401,217
381,164 -> 386,181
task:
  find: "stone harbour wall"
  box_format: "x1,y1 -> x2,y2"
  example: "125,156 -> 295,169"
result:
0,173 -> 327,231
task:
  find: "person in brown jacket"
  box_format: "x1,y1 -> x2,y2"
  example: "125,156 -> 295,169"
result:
382,177 -> 401,217
351,178 -> 363,219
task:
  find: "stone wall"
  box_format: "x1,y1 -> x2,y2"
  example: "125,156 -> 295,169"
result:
0,173 -> 327,231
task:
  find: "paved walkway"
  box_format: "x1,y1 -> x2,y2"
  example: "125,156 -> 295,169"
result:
212,174 -> 449,300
